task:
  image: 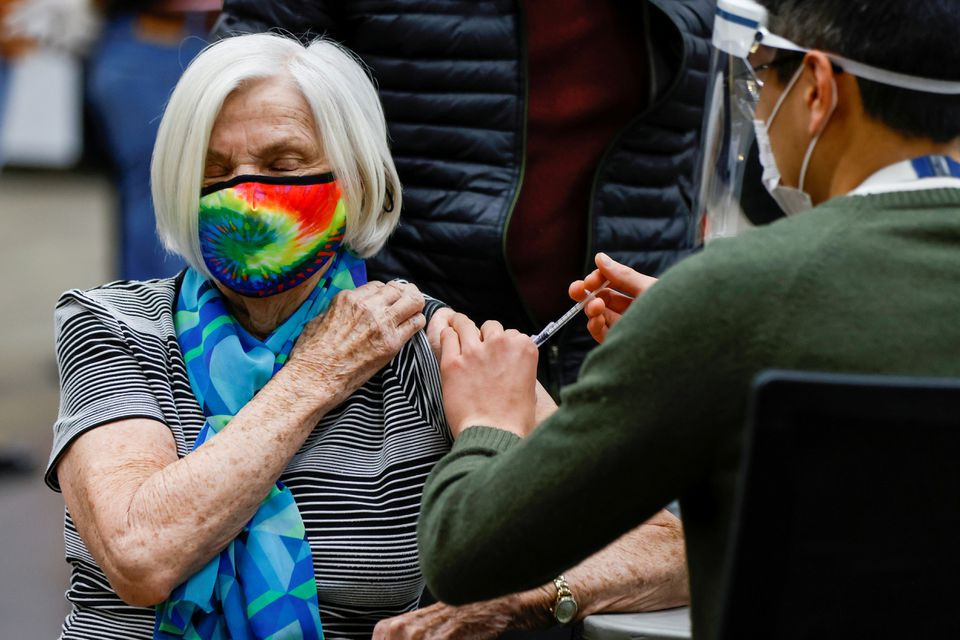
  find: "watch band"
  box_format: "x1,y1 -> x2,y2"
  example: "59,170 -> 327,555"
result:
550,574 -> 579,625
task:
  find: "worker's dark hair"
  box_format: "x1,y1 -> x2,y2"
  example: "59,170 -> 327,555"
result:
761,0 -> 960,143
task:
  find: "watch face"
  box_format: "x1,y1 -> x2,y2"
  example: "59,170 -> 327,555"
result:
555,598 -> 578,624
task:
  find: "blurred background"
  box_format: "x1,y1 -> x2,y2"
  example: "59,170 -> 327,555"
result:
0,1 -> 219,634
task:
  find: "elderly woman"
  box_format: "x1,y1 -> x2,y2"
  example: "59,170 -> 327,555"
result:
46,33 -> 688,640
47,34 -> 444,639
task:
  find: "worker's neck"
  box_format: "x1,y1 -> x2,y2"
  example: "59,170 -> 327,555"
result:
809,119 -> 960,205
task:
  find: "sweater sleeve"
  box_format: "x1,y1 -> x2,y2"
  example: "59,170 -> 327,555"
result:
417,238 -> 778,604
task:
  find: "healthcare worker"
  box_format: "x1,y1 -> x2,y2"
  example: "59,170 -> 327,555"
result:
416,0 -> 960,638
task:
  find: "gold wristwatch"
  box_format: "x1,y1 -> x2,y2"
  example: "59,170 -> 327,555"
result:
550,575 -> 579,625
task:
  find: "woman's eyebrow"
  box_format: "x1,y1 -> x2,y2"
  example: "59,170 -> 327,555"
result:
205,148 -> 231,164
254,138 -> 318,158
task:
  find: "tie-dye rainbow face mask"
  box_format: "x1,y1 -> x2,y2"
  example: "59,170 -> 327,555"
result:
198,173 -> 347,297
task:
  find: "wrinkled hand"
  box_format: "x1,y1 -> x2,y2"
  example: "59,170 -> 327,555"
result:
287,281 -> 425,407
373,588 -> 554,640
439,315 -> 538,438
372,601 -> 513,640
568,252 -> 658,344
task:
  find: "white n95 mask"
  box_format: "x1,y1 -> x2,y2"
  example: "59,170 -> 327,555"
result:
752,65 -> 838,216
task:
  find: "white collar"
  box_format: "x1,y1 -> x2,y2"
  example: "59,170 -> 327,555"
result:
851,157 -> 960,196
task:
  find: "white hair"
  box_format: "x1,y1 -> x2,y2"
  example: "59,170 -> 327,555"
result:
151,33 -> 401,273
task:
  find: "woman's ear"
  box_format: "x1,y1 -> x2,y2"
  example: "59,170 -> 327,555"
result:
802,51 -> 839,136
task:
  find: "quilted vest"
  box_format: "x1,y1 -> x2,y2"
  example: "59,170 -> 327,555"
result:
215,0 -> 715,393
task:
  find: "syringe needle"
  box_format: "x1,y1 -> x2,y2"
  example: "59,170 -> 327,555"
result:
531,279 -> 611,347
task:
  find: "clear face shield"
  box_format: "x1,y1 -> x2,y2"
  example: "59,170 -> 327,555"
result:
695,0 -> 775,241
696,51 -> 762,240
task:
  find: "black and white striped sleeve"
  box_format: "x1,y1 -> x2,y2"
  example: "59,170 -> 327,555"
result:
395,294 -> 450,442
45,293 -> 166,491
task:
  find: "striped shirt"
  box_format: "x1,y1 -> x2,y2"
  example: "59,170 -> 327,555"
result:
45,275 -> 451,640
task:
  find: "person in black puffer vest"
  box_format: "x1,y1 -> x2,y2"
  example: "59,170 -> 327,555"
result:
213,0 -> 714,400
212,3 -> 710,639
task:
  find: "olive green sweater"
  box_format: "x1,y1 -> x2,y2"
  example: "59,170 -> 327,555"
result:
417,188 -> 960,639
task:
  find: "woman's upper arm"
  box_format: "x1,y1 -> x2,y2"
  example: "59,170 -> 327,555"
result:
48,295 -> 167,489
57,418 -> 178,601
49,294 -> 178,601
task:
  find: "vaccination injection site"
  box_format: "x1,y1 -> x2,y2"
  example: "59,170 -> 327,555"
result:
3,0 -> 960,638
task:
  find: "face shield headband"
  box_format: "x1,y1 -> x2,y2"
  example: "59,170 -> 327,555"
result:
695,0 -> 960,239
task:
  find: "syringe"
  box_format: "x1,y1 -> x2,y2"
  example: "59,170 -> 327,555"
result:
531,280 -> 611,348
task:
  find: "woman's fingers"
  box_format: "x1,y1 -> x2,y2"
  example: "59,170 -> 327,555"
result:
350,280 -> 424,333
350,280 -> 387,300
385,279 -> 419,298
364,280 -> 405,308
395,312 -> 427,344
385,283 -> 425,326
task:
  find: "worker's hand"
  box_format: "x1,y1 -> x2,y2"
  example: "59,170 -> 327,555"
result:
426,307 -> 456,362
439,315 -> 538,439
569,252 -> 658,344
534,381 -> 558,424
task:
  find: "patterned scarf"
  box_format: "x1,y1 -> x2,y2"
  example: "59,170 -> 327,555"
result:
154,250 -> 367,640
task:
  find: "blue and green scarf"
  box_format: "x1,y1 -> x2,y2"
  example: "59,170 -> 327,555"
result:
154,250 -> 366,640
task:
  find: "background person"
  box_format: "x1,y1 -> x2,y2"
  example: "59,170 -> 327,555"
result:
0,0 -> 99,168
85,0 -> 220,280
0,0 -> 28,167
415,1 -> 960,638
211,0 -> 714,396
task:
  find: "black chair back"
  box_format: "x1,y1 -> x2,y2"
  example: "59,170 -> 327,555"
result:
718,370 -> 960,639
